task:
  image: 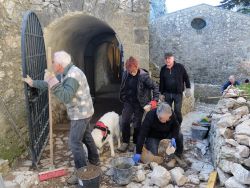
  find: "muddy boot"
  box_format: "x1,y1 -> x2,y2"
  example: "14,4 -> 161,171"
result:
66,171 -> 78,185
117,143 -> 129,152
128,143 -> 135,152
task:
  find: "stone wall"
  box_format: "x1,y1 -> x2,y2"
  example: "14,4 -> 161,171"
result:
150,0 -> 166,21
0,0 -> 149,161
209,97 -> 250,187
95,43 -> 110,92
150,4 -> 250,85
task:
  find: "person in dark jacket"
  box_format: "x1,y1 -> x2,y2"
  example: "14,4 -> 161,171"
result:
159,52 -> 191,124
133,102 -> 183,163
221,75 -> 240,92
118,56 -> 159,152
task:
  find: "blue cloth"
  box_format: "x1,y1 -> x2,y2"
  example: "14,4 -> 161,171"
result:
222,81 -> 240,92
133,154 -> 141,164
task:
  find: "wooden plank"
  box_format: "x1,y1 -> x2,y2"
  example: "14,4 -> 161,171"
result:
206,171 -> 218,188
47,47 -> 54,167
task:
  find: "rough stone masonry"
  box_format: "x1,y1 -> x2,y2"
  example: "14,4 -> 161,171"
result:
150,4 -> 250,102
210,96 -> 250,187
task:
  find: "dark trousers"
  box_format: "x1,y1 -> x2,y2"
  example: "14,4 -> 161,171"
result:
121,102 -> 144,144
69,118 -> 99,169
145,133 -> 184,155
164,93 -> 183,124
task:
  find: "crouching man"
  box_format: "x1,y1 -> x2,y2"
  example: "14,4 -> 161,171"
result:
133,102 -> 183,163
23,51 -> 99,185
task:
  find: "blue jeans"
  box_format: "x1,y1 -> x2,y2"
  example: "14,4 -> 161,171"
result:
145,133 -> 184,156
69,118 -> 99,169
164,93 -> 183,124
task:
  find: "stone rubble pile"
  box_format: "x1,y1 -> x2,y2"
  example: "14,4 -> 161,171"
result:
103,159 -> 214,188
209,97 -> 250,187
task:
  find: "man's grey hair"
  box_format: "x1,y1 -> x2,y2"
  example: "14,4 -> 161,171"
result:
156,102 -> 172,117
229,75 -> 235,80
53,51 -> 71,67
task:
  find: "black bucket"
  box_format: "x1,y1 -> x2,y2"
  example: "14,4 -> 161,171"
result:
112,157 -> 135,185
77,165 -> 102,188
191,125 -> 209,140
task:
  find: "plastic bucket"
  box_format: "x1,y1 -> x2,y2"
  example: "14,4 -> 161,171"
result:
77,165 -> 102,188
191,125 -> 209,140
112,157 -> 135,185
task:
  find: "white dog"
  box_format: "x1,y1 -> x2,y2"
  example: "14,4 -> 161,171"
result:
91,111 -> 121,157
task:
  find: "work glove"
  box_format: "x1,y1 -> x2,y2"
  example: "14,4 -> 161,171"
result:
22,75 -> 33,87
44,69 -> 59,89
170,138 -> 176,148
185,88 -> 191,98
133,154 -> 141,164
150,100 -> 157,109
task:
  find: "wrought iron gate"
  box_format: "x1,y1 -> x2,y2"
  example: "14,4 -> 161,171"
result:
21,11 -> 49,166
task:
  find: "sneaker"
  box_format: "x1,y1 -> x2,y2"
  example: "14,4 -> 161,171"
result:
128,143 -> 135,152
66,172 -> 78,185
117,143 -> 129,152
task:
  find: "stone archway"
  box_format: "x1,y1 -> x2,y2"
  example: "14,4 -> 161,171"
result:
44,12 -> 123,125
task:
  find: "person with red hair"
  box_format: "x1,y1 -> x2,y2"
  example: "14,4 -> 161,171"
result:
118,56 -> 159,152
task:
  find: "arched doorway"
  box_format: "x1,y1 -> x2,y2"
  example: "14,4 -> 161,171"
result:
45,13 -> 124,125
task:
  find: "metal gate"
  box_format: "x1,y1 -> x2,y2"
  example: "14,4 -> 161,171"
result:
21,11 -> 49,166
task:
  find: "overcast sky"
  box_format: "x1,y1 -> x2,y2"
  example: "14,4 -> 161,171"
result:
166,0 -> 221,13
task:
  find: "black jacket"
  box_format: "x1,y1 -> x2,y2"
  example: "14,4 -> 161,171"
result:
136,109 -> 180,154
160,62 -> 191,94
120,69 -> 159,107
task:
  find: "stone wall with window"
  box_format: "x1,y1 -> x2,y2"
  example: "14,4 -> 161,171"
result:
150,4 -> 250,101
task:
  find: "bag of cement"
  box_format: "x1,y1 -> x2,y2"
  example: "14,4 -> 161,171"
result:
141,147 -> 163,164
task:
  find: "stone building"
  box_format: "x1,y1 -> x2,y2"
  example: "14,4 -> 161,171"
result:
150,4 -> 250,101
0,0 -> 149,161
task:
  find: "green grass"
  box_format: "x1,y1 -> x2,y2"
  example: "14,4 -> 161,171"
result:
237,84 -> 250,96
0,137 -> 25,163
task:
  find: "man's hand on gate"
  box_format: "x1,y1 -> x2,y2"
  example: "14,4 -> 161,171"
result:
22,75 -> 33,87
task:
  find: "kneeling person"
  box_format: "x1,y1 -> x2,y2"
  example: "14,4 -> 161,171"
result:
133,102 -> 183,163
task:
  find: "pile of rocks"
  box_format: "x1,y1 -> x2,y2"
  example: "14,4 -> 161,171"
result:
209,97 -> 250,187
104,161 -> 190,188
